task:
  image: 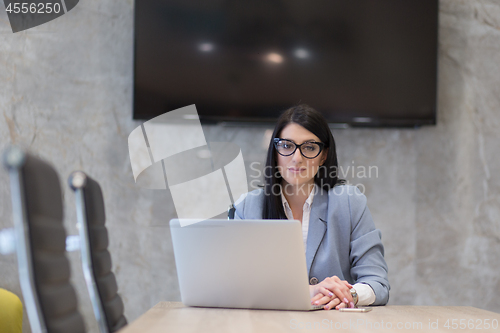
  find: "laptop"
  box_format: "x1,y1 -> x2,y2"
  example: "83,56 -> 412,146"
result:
169,219 -> 323,311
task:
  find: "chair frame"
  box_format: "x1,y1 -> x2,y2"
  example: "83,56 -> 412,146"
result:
4,147 -> 47,333
69,171 -> 109,333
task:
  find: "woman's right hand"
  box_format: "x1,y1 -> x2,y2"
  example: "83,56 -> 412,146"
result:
309,276 -> 354,310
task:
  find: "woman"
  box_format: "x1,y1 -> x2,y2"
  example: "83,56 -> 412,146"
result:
234,104 -> 389,310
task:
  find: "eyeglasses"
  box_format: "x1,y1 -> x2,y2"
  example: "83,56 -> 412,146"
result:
273,138 -> 326,159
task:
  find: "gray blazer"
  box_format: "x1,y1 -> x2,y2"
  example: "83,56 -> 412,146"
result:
234,185 -> 390,306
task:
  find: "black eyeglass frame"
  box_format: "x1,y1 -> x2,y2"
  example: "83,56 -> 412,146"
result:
273,138 -> 326,159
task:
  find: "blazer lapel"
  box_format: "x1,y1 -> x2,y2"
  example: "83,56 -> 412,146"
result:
305,187 -> 328,275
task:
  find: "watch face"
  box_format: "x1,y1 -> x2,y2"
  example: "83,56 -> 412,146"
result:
350,288 -> 358,305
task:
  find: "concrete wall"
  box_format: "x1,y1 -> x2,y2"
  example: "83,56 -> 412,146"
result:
1,1 -> 499,332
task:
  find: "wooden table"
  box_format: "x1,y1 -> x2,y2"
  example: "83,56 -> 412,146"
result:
118,302 -> 500,333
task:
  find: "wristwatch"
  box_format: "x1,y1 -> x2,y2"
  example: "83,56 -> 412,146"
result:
350,288 -> 358,306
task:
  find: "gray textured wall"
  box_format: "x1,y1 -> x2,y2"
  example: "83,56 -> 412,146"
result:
1,1 -> 499,332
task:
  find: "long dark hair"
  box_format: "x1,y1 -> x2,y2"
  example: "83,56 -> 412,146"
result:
262,104 -> 343,219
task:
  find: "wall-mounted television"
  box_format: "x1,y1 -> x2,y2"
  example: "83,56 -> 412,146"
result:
134,0 -> 438,127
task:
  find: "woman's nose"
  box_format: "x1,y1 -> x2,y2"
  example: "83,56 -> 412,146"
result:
292,147 -> 304,162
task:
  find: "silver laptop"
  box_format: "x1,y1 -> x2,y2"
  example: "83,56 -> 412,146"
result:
169,219 -> 323,311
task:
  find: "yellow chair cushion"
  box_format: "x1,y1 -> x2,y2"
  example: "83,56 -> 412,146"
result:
0,288 -> 23,333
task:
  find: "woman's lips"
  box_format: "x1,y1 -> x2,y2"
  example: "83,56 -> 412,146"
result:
288,167 -> 306,174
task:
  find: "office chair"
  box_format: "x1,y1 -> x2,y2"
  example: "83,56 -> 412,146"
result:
228,204 -> 235,220
68,171 -> 127,333
3,147 -> 86,333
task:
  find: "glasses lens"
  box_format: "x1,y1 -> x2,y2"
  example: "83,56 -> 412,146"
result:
300,143 -> 322,158
275,140 -> 296,156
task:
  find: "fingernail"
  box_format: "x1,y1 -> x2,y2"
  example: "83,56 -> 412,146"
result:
329,292 -> 334,297
350,302 -> 355,308
325,306 -> 329,310
315,301 -> 319,305
344,298 -> 349,304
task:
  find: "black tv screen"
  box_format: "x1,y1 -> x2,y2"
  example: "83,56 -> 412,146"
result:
134,0 -> 438,127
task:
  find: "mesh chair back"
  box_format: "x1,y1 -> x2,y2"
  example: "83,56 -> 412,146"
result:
69,172 -> 127,333
3,147 -> 85,333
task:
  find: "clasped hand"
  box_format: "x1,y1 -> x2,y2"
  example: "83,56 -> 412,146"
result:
309,276 -> 354,310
